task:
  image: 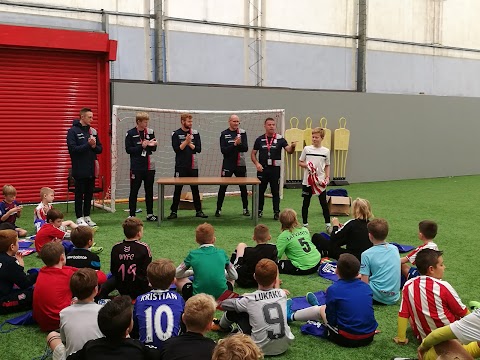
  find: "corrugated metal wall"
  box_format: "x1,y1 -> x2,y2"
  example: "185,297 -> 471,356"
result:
0,48 -> 102,203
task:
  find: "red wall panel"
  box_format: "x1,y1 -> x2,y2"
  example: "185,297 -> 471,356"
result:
0,48 -> 109,203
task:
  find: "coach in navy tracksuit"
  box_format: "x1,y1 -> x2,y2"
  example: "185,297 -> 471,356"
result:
167,113 -> 207,219
125,112 -> 158,221
215,114 -> 249,217
67,108 -> 102,227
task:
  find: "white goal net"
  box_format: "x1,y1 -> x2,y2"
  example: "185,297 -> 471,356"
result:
110,106 -> 285,213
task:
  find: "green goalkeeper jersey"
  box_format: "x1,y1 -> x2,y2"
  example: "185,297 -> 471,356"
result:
276,227 -> 320,270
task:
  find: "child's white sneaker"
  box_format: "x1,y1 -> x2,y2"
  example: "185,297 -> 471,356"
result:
76,217 -> 88,226
84,216 -> 97,227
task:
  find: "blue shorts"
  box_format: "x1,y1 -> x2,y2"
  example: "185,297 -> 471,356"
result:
34,219 -> 46,233
407,267 -> 420,280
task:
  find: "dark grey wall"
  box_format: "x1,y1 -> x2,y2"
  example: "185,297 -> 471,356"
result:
112,82 -> 480,183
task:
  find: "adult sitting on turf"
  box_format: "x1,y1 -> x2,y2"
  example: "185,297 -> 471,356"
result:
216,114 -> 249,217
168,113 -> 208,220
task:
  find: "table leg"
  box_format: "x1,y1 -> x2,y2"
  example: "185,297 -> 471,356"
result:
253,184 -> 258,225
158,184 -> 164,226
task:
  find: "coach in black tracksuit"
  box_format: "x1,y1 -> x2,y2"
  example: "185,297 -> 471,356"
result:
67,108 -> 102,226
125,112 -> 158,221
251,117 -> 296,220
215,115 -> 249,217
168,113 -> 208,219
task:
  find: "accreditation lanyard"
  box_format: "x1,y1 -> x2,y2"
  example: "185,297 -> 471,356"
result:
236,129 -> 241,166
265,133 -> 276,158
138,128 -> 148,158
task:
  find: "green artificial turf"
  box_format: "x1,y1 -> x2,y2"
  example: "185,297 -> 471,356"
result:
1,175 -> 479,359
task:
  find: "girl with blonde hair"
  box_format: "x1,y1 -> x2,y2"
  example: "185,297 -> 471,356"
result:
312,198 -> 373,261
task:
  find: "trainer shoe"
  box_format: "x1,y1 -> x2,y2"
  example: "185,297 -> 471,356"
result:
90,246 -> 104,254
196,211 -> 208,218
146,214 -> 158,222
211,318 -> 234,333
84,216 -> 97,227
274,212 -> 280,221
243,209 -> 250,217
306,292 -> 320,306
76,217 -> 88,227
258,210 -> 263,218
215,210 -> 221,217
167,212 -> 177,220
303,223 -> 309,227
326,224 -> 333,234
286,299 -> 295,322
469,300 -> 480,310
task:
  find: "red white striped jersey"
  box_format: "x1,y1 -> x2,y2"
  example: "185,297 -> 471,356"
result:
34,202 -> 52,222
399,276 -> 467,340
406,241 -> 438,264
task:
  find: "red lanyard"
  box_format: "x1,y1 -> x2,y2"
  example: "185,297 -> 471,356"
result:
265,133 -> 276,157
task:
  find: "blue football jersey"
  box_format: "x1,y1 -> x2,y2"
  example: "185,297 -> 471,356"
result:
134,289 -> 185,348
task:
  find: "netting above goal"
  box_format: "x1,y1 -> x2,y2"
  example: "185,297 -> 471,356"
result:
110,106 -> 285,212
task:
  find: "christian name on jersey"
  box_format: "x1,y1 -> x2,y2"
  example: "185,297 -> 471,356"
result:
254,289 -> 283,301
139,291 -> 179,302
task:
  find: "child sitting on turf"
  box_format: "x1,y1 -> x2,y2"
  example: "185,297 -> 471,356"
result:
175,223 -> 237,300
417,309 -> 480,360
215,259 -> 294,356
0,184 -> 27,237
33,242 -> 78,332
212,333 -> 264,360
46,268 -> 103,360
34,187 -> 78,234
67,295 -> 161,359
230,224 -> 277,288
287,253 -> 377,348
98,217 -> 152,300
401,220 -> 439,281
360,218 -> 401,305
276,208 -> 320,275
35,209 -> 74,254
0,229 -> 38,314
312,197 -> 373,261
159,293 -> 217,360
133,258 -> 185,349
66,227 -> 106,286
394,249 -> 468,345
66,227 -> 102,270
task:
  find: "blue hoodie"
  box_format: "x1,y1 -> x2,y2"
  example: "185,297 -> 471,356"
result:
67,119 -> 102,179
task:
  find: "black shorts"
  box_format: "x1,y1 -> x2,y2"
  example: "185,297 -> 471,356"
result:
181,281 -> 233,301
326,324 -> 374,348
278,260 -> 319,275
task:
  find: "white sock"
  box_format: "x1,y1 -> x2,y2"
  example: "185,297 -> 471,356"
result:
326,223 -> 331,227
293,306 -> 322,322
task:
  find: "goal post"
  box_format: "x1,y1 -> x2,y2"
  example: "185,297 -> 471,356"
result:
110,106 -> 286,213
